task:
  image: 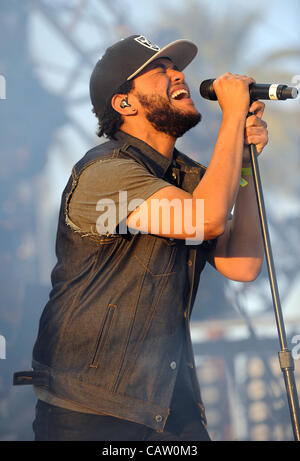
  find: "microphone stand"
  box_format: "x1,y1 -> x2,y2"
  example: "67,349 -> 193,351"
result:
248,112 -> 300,440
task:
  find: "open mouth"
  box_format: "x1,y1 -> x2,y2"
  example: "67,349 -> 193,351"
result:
170,88 -> 190,101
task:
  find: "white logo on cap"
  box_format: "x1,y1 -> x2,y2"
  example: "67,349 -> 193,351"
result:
134,36 -> 160,51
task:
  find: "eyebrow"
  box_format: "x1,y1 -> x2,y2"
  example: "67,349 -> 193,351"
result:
148,60 -> 179,72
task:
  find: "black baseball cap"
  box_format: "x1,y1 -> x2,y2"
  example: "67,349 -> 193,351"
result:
89,34 -> 198,116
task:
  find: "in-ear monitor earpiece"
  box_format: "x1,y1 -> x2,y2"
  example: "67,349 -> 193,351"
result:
120,97 -> 131,108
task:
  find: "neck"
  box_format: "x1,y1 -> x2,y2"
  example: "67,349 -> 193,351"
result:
120,122 -> 176,161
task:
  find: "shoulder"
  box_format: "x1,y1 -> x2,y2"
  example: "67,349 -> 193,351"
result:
80,157 -> 152,182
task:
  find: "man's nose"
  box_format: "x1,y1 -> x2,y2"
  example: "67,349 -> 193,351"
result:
169,68 -> 185,83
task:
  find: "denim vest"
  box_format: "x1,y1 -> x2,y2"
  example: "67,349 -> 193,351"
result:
14,131 -> 215,432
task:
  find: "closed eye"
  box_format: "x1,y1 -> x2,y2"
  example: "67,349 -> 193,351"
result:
151,64 -> 167,73
148,61 -> 179,74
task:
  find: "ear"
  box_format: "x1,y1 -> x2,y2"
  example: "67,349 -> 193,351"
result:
111,94 -> 137,116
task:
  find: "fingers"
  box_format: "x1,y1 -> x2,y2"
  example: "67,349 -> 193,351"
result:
215,73 -> 268,154
213,72 -> 257,117
249,100 -> 265,118
216,72 -> 255,91
221,72 -> 255,85
244,137 -> 268,154
245,114 -> 267,129
244,116 -> 268,153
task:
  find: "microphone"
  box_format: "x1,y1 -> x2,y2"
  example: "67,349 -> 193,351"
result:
200,79 -> 298,101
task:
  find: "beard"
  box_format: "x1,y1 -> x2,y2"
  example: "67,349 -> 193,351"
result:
136,92 -> 202,138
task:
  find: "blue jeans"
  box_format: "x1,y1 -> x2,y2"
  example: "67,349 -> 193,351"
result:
33,393 -> 211,442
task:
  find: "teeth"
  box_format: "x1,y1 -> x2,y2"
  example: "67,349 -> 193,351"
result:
171,89 -> 188,99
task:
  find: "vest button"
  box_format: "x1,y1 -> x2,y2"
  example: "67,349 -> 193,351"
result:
170,361 -> 177,370
187,259 -> 193,267
155,415 -> 163,423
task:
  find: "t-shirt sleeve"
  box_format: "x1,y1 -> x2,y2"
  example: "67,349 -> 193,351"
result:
68,158 -> 171,235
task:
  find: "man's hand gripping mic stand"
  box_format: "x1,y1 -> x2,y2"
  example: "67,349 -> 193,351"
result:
247,103 -> 300,441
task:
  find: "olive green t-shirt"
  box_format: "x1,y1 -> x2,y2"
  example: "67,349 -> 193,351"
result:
68,158 -> 171,235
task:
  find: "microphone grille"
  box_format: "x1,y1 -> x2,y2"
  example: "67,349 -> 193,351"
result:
199,79 -> 217,100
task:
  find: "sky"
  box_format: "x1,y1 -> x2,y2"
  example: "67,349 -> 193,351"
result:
26,0 -> 300,324
28,0 -> 300,199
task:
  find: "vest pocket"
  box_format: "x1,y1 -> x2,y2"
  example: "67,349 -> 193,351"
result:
89,303 -> 117,368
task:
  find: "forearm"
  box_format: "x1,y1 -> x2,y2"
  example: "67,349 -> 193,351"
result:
227,171 -> 265,274
209,173 -> 265,281
192,114 -> 247,237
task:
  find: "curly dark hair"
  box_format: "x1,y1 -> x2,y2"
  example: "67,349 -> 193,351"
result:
92,80 -> 134,140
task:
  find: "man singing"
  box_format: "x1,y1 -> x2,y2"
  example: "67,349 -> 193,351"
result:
14,35 -> 268,441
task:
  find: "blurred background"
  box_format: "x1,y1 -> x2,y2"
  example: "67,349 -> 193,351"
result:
0,0 -> 299,441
